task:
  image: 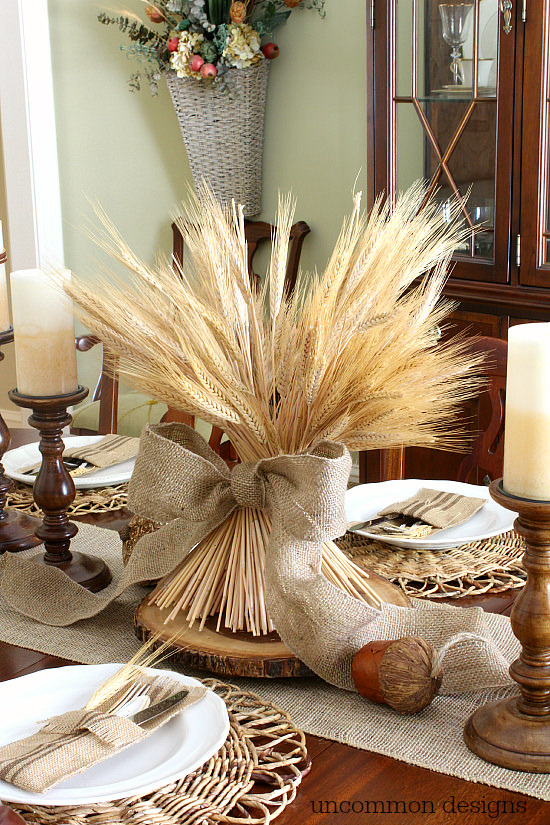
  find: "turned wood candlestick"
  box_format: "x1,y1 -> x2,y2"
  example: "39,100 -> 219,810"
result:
0,806 -> 26,825
464,478 -> 550,771
8,386 -> 111,592
0,329 -> 41,552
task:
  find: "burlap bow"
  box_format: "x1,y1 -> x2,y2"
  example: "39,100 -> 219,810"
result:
0,423 -> 351,625
0,423 -> 520,695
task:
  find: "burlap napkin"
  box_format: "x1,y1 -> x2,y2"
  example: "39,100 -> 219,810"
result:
0,672 -> 206,793
65,435 -> 139,476
17,436 -> 139,477
367,487 -> 487,536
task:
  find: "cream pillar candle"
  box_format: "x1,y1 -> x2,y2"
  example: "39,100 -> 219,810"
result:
10,269 -> 78,397
0,222 -> 11,331
503,323 -> 550,500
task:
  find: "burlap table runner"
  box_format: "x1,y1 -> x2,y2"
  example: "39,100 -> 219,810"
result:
0,423 -> 518,697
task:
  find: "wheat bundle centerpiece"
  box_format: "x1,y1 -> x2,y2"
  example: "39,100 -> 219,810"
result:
61,183 -> 482,640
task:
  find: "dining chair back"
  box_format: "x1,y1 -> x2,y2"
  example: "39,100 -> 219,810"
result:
359,335 -> 508,485
456,335 -> 507,484
171,218 -> 311,298
73,335 -> 118,435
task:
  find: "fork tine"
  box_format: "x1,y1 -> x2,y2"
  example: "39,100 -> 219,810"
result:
109,682 -> 142,713
111,682 -> 151,714
115,683 -> 152,717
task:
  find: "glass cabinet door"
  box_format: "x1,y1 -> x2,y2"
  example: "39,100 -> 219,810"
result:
519,0 -> 550,287
373,0 -> 517,283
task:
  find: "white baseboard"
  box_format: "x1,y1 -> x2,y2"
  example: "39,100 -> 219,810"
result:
0,407 -> 30,428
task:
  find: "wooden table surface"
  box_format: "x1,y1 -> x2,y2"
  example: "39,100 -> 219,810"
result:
1,430 -> 548,823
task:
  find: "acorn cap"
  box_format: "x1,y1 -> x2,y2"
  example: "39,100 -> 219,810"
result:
352,636 -> 442,714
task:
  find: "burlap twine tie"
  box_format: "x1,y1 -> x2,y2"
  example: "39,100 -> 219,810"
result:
0,423 -> 520,694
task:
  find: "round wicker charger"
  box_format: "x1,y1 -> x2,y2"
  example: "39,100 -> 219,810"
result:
6,482 -> 128,517
10,679 -> 308,825
338,530 -> 526,599
122,516 -> 526,601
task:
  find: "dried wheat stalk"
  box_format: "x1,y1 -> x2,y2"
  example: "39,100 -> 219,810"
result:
63,184 -> 484,635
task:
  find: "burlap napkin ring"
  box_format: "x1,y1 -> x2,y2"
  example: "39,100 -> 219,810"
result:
40,708 -> 148,746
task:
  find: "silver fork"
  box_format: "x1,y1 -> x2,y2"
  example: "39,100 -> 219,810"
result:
105,681 -> 151,715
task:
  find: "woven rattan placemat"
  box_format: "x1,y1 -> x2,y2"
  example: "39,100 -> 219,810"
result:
338,530 -> 526,599
5,482 -> 128,517
10,679 -> 308,825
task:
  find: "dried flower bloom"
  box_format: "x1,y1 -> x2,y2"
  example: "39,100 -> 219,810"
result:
284,0 -> 302,5
200,40 -> 218,63
222,23 -> 262,69
230,2 -> 247,22
145,4 -> 166,22
170,31 -> 205,77
190,0 -> 216,32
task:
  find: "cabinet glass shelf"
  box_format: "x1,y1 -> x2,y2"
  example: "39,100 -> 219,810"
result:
398,94 -> 497,103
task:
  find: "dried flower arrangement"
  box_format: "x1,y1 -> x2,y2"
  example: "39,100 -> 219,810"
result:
99,0 -> 325,92
63,184 -> 483,636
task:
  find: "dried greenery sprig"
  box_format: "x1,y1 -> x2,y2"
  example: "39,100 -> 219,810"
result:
62,183 -> 485,634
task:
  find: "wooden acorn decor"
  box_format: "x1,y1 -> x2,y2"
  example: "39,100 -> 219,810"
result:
352,636 -> 443,714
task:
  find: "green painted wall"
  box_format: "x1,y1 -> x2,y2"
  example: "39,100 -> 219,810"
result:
45,0 -> 367,390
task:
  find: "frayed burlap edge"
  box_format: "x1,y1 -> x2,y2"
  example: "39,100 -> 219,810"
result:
9,679 -> 308,825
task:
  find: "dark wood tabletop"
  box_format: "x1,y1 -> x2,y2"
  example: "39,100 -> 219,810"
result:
1,429 -> 548,823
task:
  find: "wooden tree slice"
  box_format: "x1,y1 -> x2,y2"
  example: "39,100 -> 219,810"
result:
134,568 -> 410,679
134,594 -> 313,678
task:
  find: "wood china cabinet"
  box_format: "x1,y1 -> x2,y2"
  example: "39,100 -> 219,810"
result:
363,0 -> 550,480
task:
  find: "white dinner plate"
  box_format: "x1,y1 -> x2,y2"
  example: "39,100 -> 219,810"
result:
3,436 -> 136,489
462,0 -> 498,60
345,479 -> 517,550
0,664 -> 229,806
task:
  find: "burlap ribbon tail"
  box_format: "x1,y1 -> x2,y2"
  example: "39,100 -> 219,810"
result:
0,423 -> 520,695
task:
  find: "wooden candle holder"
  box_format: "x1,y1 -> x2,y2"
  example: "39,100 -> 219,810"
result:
464,478 -> 550,771
0,329 -> 41,553
8,386 -> 111,592
0,805 -> 26,825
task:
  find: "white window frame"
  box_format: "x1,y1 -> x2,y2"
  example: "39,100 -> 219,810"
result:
0,0 -> 64,270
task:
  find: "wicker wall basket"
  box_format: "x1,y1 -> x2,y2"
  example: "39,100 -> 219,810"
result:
165,61 -> 270,218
